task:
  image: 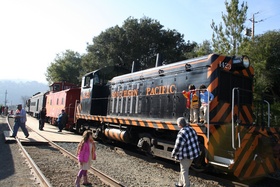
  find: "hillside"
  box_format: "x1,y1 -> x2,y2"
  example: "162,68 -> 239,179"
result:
0,80 -> 49,107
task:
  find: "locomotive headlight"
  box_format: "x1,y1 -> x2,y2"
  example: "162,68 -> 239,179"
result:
232,55 -> 250,69
242,56 -> 250,68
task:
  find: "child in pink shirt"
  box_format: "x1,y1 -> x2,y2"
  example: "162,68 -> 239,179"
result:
75,130 -> 96,187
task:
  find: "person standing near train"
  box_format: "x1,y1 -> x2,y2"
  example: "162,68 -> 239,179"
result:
182,84 -> 199,123
57,109 -> 68,132
199,84 -> 214,124
171,117 -> 200,187
39,107 -> 46,131
10,104 -> 29,138
75,130 -> 96,187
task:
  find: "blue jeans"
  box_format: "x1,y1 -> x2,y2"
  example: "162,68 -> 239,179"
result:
12,122 -> 29,137
39,119 -> 45,129
58,122 -> 64,131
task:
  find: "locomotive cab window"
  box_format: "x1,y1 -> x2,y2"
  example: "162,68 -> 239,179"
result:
83,76 -> 91,88
92,74 -> 100,85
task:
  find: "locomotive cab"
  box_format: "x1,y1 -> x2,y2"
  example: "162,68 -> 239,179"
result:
79,66 -> 130,116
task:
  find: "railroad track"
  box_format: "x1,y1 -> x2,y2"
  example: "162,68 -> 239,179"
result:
6,115 -> 125,187
5,119 -> 52,187
95,141 -> 280,187
5,115 -> 279,186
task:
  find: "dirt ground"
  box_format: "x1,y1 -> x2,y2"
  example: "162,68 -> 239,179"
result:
0,116 -> 39,187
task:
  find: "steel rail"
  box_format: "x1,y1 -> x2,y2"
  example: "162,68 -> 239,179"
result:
48,140 -> 125,187
6,115 -> 52,187
7,115 -> 125,187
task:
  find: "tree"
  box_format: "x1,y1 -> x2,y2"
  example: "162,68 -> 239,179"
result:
244,30 -> 280,99
194,40 -> 213,57
46,50 -> 82,85
85,17 -> 193,72
211,0 -> 248,55
243,30 -> 280,126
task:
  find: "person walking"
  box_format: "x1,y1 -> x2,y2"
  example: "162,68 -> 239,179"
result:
171,117 -> 200,187
39,107 -> 46,130
75,130 -> 96,187
182,84 -> 199,123
57,109 -> 68,132
199,84 -> 214,124
10,104 -> 29,138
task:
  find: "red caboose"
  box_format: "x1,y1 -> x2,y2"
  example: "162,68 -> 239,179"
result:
46,88 -> 80,130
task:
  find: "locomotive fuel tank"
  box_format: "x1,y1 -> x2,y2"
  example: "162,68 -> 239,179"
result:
104,128 -> 130,143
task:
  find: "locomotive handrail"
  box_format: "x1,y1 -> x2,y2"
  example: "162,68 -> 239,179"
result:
197,88 -> 211,143
231,87 -> 252,150
263,100 -> 271,127
206,89 -> 210,143
232,87 -> 239,150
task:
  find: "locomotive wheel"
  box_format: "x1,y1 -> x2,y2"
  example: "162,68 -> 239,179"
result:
75,123 -> 84,134
190,158 -> 207,172
145,150 -> 155,158
68,124 -> 75,132
191,142 -> 207,172
92,128 -> 103,140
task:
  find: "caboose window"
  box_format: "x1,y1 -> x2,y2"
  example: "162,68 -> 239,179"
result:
54,84 -> 60,91
219,70 -> 253,104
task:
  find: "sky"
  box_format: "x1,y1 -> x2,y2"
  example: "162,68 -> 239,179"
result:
0,0 -> 279,84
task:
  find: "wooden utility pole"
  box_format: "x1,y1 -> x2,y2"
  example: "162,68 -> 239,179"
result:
249,12 -> 264,41
4,90 -> 7,107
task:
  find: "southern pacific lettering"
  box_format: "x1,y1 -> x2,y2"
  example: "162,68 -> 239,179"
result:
111,89 -> 138,98
146,84 -> 176,95
111,84 -> 176,98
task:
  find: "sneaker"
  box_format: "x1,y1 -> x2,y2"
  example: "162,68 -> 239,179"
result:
25,135 -> 29,138
82,182 -> 92,185
10,135 -> 15,138
175,183 -> 183,187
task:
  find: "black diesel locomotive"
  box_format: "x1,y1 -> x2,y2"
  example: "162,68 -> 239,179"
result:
74,54 -> 280,180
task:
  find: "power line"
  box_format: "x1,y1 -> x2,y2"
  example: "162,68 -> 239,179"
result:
248,12 -> 264,40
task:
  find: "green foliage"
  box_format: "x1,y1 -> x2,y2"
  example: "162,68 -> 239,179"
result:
211,0 -> 248,55
270,102 -> 280,126
242,30 -> 280,126
253,93 -> 280,127
46,50 -> 82,85
85,17 -> 192,72
46,17 -> 194,84
193,40 -> 213,57
243,30 -> 280,99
